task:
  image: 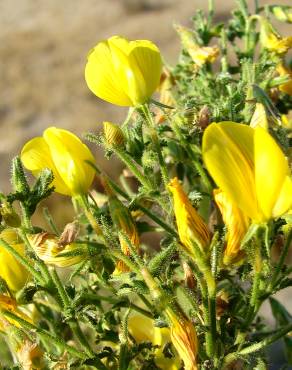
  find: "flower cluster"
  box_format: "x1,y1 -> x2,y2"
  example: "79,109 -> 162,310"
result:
0,1 -> 291,369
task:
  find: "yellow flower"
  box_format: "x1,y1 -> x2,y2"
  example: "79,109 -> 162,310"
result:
165,308 -> 198,370
21,127 -> 95,196
28,232 -> 86,267
202,122 -> 292,222
175,24 -> 219,67
168,177 -> 211,256
85,36 -> 162,107
128,312 -> 179,370
0,294 -> 33,330
277,63 -> 292,96
214,189 -> 250,265
260,18 -> 292,54
0,229 -> 30,292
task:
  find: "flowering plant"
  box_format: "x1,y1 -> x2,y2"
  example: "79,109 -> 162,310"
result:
0,1 -> 291,369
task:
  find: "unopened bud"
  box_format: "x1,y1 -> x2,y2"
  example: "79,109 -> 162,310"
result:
182,262 -> 196,290
0,202 -> 21,227
103,121 -> 124,147
168,177 -> 211,258
196,105 -> 210,130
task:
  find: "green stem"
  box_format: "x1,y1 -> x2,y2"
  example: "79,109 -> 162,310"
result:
268,228 -> 292,291
223,323 -> 292,367
3,310 -> 89,360
87,162 -> 178,237
142,104 -> 170,189
114,147 -> 152,190
50,267 -> 95,357
172,119 -> 213,193
0,238 -> 46,285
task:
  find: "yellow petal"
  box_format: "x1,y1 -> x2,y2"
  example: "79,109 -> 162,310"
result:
254,127 -> 291,220
202,122 -> 259,220
128,39 -> 162,103
21,137 -> 70,195
44,127 -> 95,196
272,176 -> 292,217
214,189 -> 250,265
0,229 -> 30,292
85,36 -> 162,107
85,39 -> 133,106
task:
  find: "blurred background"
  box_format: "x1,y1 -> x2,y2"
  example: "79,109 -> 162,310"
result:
0,1 -> 291,367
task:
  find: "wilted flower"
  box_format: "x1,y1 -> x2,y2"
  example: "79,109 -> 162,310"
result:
214,189 -> 250,265
165,308 -> 198,370
175,24 -> 219,67
21,127 -> 95,197
202,122 -> 292,222
128,312 -> 179,370
85,35 -> 162,107
168,177 -> 211,257
0,229 -> 30,292
28,232 -> 86,267
0,294 -> 32,330
277,63 -> 292,96
260,18 -> 292,54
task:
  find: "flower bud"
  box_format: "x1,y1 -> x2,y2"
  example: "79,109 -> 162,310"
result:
168,177 -> 211,258
28,232 -> 86,267
165,308 -> 198,370
196,105 -> 211,130
260,17 -> 292,54
103,121 -> 125,147
0,202 -> 21,227
216,290 -> 229,318
175,24 -> 219,67
214,189 -> 250,265
106,188 -> 140,274
183,262 -> 196,290
0,229 -> 30,292
58,220 -> 79,247
270,6 -> 292,23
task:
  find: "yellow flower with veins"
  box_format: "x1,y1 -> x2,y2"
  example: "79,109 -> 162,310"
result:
175,24 -> 219,67
168,177 -> 211,256
0,294 -> 33,330
0,229 -> 30,292
214,189 -> 250,265
21,127 -> 95,196
28,232 -> 87,268
260,18 -> 292,54
202,122 -> 292,223
277,63 -> 292,96
165,308 -> 198,370
85,35 -> 162,107
128,312 -> 180,370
